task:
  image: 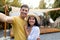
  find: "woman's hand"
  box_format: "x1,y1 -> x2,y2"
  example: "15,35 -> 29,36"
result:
37,37 -> 40,40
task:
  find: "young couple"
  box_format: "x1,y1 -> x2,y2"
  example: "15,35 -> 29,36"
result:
0,4 -> 40,40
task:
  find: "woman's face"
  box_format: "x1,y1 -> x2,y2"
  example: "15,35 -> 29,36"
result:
29,16 -> 35,26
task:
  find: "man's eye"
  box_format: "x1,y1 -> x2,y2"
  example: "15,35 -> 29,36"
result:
25,10 -> 27,12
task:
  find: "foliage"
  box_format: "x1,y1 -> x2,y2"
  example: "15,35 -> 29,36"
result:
0,0 -> 12,13
49,0 -> 60,21
0,6 -> 12,13
0,0 -> 5,6
39,0 -> 46,9
10,0 -> 21,7
0,0 -> 22,13
48,10 -> 60,21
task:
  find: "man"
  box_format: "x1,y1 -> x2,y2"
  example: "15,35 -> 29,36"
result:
0,4 -> 29,40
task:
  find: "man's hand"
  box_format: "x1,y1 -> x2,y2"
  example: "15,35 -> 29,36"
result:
45,8 -> 60,13
0,13 -> 13,23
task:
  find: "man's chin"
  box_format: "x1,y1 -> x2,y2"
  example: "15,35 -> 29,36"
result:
22,17 -> 25,19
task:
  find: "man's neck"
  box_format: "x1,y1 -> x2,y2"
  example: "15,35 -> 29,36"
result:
19,16 -> 24,20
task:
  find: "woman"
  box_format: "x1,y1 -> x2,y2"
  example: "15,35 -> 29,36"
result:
24,15 -> 40,40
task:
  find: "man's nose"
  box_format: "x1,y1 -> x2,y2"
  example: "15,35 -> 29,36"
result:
23,11 -> 27,13
22,9 -> 25,12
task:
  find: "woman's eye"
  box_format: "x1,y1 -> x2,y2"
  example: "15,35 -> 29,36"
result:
32,18 -> 35,20
22,9 -> 24,11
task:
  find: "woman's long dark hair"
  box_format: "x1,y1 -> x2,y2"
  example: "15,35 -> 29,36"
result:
27,16 -> 39,27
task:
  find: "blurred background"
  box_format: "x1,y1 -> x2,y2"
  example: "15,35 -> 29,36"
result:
0,0 -> 60,40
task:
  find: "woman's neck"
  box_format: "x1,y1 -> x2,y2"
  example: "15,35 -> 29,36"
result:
30,25 -> 33,28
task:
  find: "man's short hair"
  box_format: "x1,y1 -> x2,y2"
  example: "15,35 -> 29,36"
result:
21,4 -> 29,10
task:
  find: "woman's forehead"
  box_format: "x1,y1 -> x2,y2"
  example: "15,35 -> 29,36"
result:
29,16 -> 35,18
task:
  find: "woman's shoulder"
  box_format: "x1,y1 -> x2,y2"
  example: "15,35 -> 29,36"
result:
33,26 -> 40,30
33,26 -> 39,28
32,26 -> 40,33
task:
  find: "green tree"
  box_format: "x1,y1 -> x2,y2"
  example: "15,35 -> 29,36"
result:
0,0 -> 22,13
0,0 -> 12,13
49,0 -> 60,21
10,0 -> 21,7
0,0 -> 5,6
52,0 -> 60,8
39,0 -> 46,9
6,0 -> 10,5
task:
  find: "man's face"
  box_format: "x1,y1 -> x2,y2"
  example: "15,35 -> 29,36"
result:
20,7 -> 29,18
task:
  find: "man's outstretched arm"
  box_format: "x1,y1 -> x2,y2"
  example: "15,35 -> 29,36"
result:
0,13 -> 13,23
46,8 -> 60,13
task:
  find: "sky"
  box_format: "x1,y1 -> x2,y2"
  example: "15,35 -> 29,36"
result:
10,0 -> 55,8
21,0 -> 55,8
45,0 -> 55,8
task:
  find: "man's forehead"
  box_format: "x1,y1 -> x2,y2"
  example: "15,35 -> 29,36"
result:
21,7 -> 28,10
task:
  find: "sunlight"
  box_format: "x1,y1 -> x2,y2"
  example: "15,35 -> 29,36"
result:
21,0 -> 40,8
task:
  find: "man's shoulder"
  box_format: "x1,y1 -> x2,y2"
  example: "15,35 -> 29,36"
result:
12,16 -> 19,19
12,16 -> 19,21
